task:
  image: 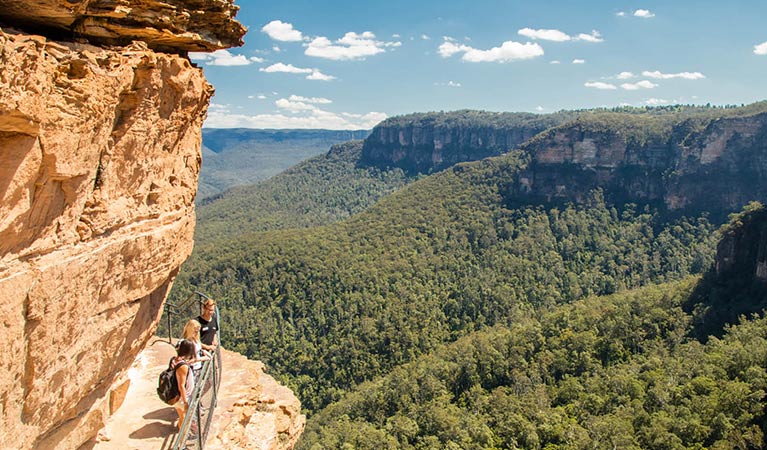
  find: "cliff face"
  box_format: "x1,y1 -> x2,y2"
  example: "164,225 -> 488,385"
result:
0,29 -> 210,449
0,0 -> 245,52
362,111 -> 572,174
511,111 -> 767,215
0,1 -> 265,448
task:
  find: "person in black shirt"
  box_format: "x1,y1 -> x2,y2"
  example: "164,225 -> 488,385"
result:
196,299 -> 219,351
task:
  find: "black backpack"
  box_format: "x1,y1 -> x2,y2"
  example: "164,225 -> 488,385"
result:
157,358 -> 189,404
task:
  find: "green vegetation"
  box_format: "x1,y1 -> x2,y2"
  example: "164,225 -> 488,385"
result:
299,277 -> 767,450
198,128 -> 368,200
170,103 -> 767,448
173,150 -> 717,413
195,141 -> 413,242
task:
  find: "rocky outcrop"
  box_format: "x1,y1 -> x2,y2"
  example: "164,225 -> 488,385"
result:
0,0 -> 245,52
207,350 -> 306,450
0,28 -> 211,449
362,110 -> 573,174
715,203 -> 767,281
512,110 -> 767,216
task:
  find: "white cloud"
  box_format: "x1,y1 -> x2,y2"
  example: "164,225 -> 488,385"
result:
392,33 -> 401,38
250,56 -> 265,63
421,34 -> 431,40
645,98 -> 670,105
634,9 -> 655,18
260,63 -> 313,74
273,46 -> 281,52
518,28 -> 571,42
259,63 -> 336,81
617,71 -> 635,79
204,104 -> 387,130
576,30 -> 604,43
517,28 -> 603,43
438,37 -> 544,63
435,81 -> 462,87
262,20 -> 303,42
257,94 -> 267,99
621,80 -> 658,90
616,11 -> 626,17
189,50 -> 255,66
585,81 -> 618,90
536,106 -> 545,111
642,70 -> 705,80
755,41 -> 767,55
288,95 -> 332,104
305,32 -> 401,60
572,59 -> 586,64
306,71 -> 336,81
275,98 -> 318,112
550,60 -> 561,64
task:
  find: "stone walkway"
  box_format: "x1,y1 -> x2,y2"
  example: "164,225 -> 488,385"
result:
82,336 -> 305,450
85,338 -> 183,450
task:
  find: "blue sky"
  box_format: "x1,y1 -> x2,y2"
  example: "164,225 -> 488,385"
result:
190,0 -> 767,129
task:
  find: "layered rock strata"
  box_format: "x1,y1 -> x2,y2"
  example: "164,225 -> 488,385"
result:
515,112 -> 767,215
362,111 -> 572,174
0,28 -> 210,449
0,0 -> 245,52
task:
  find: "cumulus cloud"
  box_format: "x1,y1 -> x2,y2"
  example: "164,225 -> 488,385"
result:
572,59 -> 586,64
305,32 -> 401,60
755,41 -> 767,55
518,28 -> 603,43
421,34 -> 431,40
259,63 -> 336,81
634,9 -> 655,18
642,70 -> 705,80
518,28 -> 571,42
616,11 -> 627,17
189,50 -> 262,66
585,81 -> 618,90
550,60 -> 561,64
438,37 -> 543,62
617,71 -> 635,79
262,20 -> 304,42
621,80 -> 658,90
288,95 -> 332,104
645,98 -> 670,105
204,104 -> 387,130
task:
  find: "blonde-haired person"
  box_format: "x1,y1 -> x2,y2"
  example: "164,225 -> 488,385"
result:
181,319 -> 210,379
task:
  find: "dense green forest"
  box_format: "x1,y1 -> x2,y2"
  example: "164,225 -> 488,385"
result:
299,276 -> 767,450
195,141 -> 413,242
198,128 -> 369,200
173,150 -> 717,413
170,103 -> 767,448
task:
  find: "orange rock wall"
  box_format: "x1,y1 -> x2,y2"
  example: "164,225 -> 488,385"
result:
0,29 -> 211,449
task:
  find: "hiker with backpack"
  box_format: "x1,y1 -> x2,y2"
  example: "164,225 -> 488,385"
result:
170,339 -> 196,429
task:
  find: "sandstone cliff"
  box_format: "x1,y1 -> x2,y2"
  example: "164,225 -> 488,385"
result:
514,108 -> 767,216
0,1 -> 304,448
0,28 -> 210,449
0,0 -> 245,52
361,110 -> 575,174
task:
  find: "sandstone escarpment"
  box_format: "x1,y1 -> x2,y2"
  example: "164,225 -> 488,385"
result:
513,110 -> 767,216
0,0 -> 245,52
362,110 -> 573,174
0,28 -> 211,449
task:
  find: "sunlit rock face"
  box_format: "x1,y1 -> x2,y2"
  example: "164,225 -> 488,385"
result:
515,112 -> 767,215
0,0 -> 245,52
0,28 -> 211,450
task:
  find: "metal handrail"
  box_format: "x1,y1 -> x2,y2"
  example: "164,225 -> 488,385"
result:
164,292 -> 222,450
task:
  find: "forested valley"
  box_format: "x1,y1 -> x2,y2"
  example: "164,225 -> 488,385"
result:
170,103 -> 767,449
